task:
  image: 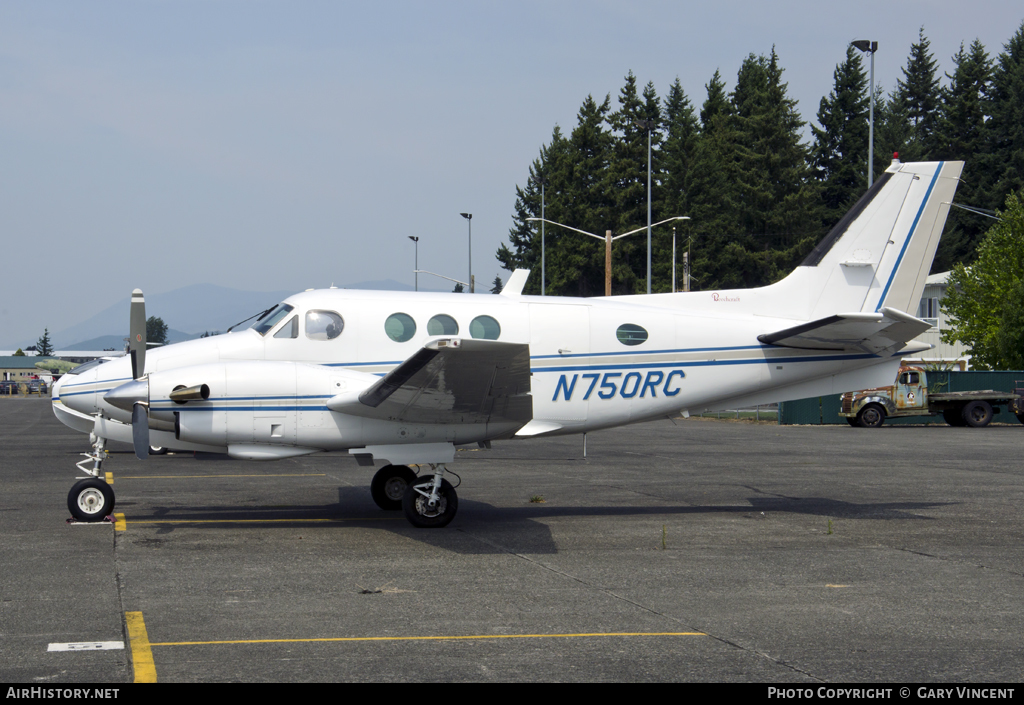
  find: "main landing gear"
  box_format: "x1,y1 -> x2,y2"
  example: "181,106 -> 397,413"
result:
370,463 -> 459,528
67,433 -> 116,522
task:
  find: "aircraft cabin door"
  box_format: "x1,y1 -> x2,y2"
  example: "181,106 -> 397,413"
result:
529,303 -> 591,430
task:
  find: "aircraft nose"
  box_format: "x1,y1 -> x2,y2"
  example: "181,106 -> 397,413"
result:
104,379 -> 149,412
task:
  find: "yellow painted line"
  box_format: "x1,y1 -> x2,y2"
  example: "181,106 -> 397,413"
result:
150,631 -> 706,647
124,517 -> 401,525
826,584 -> 850,588
116,474 -> 327,479
125,612 -> 157,683
114,513 -> 126,532
104,472 -> 114,485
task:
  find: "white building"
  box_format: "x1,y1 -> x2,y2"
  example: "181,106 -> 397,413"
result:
904,271 -> 971,369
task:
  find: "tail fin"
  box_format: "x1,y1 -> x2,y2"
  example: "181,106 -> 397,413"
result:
773,160 -> 963,320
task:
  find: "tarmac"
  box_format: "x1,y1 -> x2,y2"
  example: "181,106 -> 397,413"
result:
2,396 -> 1023,683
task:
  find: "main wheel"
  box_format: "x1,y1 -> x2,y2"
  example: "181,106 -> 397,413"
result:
370,464 -> 417,510
149,445 -> 168,455
962,401 -> 993,428
67,478 -> 115,522
855,403 -> 886,428
402,476 -> 458,528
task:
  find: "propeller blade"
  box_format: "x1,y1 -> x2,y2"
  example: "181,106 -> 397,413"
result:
132,402 -> 149,460
129,289 -> 147,380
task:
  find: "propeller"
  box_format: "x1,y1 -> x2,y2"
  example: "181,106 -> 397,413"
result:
129,289 -> 147,380
105,289 -> 151,459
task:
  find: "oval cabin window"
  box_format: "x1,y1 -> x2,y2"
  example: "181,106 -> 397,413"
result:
616,323 -> 648,346
427,314 -> 459,336
385,313 -> 417,342
469,315 -> 501,340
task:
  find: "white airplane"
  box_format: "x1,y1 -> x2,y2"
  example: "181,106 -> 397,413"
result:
53,158 -> 962,528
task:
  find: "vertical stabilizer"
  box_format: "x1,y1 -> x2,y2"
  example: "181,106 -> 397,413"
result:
796,160 -> 963,320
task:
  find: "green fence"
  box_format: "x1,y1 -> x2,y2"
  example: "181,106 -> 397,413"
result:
778,370 -> 1024,425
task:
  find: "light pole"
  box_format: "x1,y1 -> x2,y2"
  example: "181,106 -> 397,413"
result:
408,236 -> 419,291
539,179 -> 545,296
460,212 -> 473,292
527,216 -> 689,296
852,40 -> 878,188
635,119 -> 657,294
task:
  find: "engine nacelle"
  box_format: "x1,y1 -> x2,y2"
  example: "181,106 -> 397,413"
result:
147,361 -> 375,452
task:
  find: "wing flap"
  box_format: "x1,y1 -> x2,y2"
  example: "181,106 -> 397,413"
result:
327,337 -> 533,426
757,308 -> 931,355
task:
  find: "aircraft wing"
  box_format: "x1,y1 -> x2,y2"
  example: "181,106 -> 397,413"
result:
757,307 -> 932,355
327,338 -> 533,426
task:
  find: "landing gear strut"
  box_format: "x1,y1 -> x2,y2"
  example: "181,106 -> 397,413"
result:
68,432 -> 116,522
402,464 -> 458,528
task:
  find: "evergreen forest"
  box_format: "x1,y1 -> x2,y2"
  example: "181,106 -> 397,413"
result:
497,22 -> 1024,296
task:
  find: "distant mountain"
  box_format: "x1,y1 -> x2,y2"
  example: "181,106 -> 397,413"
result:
61,329 -> 201,351
47,280 -> 430,349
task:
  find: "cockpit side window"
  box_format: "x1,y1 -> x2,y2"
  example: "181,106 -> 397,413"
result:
253,304 -> 295,336
273,315 -> 299,339
306,310 -> 344,341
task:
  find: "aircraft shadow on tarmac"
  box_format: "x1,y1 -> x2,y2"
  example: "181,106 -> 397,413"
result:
122,483 -> 953,556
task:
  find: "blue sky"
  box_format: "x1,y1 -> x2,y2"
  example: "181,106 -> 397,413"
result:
2,1 -> 1022,347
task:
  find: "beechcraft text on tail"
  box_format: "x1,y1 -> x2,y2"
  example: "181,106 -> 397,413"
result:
53,159 -> 963,528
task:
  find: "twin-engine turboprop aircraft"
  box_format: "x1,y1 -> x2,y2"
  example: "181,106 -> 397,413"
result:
53,159 -> 963,527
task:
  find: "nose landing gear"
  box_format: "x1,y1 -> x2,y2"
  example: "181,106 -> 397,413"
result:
68,432 -> 115,523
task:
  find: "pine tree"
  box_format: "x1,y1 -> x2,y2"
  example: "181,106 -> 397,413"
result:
699,70 -> 729,131
659,77 -> 699,218
606,73 -> 663,293
728,49 -> 821,280
497,124 -> 569,293
897,27 -> 942,157
548,94 -> 615,297
875,83 -> 917,167
35,329 -> 54,357
986,21 -> 1024,211
490,275 -> 503,294
146,316 -> 168,345
931,39 -> 994,272
812,45 -> 869,227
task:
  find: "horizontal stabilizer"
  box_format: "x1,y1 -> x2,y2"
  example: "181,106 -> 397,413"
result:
327,337 -> 532,426
758,307 -> 932,355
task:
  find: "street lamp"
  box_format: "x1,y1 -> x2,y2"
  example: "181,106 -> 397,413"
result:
460,213 -> 473,293
852,40 -> 878,188
527,216 -> 689,296
635,119 -> 658,294
408,236 -> 419,291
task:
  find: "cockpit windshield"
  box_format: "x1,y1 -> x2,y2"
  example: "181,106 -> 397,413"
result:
252,304 -> 295,336
64,358 -> 111,375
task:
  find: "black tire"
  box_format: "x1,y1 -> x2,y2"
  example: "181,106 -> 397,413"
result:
370,464 -> 417,510
149,446 -> 168,455
1016,413 -> 1024,426
962,400 -> 993,428
855,403 -> 886,428
67,478 -> 115,522
943,409 -> 966,426
402,476 -> 458,528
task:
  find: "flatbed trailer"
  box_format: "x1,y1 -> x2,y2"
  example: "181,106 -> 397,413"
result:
839,367 -> 1024,428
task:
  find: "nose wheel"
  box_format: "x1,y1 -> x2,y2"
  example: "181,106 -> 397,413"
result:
68,478 -> 115,522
